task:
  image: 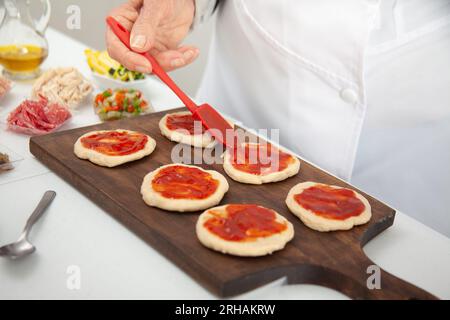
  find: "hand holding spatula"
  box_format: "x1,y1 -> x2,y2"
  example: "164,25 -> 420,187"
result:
106,16 -> 236,149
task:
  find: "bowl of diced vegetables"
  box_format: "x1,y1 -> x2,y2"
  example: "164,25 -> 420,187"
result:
94,88 -> 153,121
85,49 -> 149,91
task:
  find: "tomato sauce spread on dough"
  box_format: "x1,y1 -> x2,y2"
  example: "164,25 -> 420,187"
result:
294,185 -> 365,220
81,131 -> 148,156
166,113 -> 205,135
230,143 -> 295,175
152,165 -> 218,199
204,204 -> 287,241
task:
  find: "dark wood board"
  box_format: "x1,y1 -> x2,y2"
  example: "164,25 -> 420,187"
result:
30,107 -> 437,299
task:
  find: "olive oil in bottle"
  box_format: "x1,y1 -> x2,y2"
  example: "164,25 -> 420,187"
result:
0,44 -> 48,75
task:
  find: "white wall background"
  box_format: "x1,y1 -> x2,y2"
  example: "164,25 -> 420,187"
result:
48,0 -> 215,96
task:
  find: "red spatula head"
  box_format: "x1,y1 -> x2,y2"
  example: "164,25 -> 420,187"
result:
193,104 -> 236,149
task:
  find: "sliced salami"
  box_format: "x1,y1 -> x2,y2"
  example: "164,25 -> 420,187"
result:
7,96 -> 71,135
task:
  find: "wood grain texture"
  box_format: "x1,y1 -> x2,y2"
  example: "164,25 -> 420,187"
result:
30,107 -> 437,299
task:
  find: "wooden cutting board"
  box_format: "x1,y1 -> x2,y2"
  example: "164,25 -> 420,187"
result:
30,107 -> 437,299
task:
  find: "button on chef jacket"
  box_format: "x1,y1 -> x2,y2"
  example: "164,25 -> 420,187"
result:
195,0 -> 450,237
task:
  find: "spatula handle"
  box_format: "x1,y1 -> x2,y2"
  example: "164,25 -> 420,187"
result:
106,16 -> 198,113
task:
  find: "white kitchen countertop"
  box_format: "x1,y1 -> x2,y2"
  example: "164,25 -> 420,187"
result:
0,28 -> 449,300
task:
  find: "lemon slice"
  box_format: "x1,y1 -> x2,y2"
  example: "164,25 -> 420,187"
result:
85,49 -> 110,75
98,50 -> 120,70
89,57 -> 108,75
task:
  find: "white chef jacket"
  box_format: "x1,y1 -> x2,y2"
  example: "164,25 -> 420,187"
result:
194,0 -> 450,236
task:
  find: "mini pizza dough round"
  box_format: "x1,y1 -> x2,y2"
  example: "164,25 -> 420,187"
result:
159,111 -> 216,148
141,163 -> 229,212
196,204 -> 294,257
74,129 -> 156,167
223,143 -> 300,184
286,181 -> 371,232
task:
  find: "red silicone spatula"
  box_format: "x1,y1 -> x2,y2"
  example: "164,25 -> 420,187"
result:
106,16 -> 235,149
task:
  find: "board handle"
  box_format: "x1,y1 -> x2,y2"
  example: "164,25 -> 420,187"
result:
286,250 -> 438,300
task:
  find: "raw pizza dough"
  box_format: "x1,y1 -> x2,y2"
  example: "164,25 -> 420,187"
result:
223,142 -> 300,184
196,204 -> 294,257
74,129 -> 156,167
285,181 -> 372,232
159,111 -> 216,148
141,163 -> 229,212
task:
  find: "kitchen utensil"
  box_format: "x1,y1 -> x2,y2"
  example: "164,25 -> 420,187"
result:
106,16 -> 235,149
0,190 -> 56,259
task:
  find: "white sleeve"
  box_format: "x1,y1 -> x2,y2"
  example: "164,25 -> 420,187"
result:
192,0 -> 218,29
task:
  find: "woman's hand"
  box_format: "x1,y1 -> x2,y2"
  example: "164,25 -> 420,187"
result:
106,0 -> 198,73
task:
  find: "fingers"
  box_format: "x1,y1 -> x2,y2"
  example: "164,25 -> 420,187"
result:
108,2 -> 139,27
106,3 -> 152,73
105,0 -> 197,73
130,0 -> 162,52
151,46 -> 200,72
106,29 -> 153,73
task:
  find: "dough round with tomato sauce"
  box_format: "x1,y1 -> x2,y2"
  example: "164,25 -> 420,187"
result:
141,164 -> 229,212
196,204 -> 294,257
223,142 -> 300,184
159,111 -> 216,148
286,181 -> 371,232
74,129 -> 156,167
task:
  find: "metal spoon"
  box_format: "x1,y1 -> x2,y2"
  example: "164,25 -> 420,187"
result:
0,190 -> 56,259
